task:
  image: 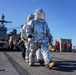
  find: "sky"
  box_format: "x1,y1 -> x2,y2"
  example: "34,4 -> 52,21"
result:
0,0 -> 76,45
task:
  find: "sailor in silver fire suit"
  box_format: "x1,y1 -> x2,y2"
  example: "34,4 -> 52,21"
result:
26,8 -> 54,69
21,14 -> 34,62
21,14 -> 43,63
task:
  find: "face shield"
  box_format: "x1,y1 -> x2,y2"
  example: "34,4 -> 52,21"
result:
34,8 -> 45,20
26,17 -> 33,22
34,12 -> 45,20
26,14 -> 34,22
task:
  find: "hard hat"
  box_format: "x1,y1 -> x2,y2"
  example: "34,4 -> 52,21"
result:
27,14 -> 34,19
34,8 -> 44,13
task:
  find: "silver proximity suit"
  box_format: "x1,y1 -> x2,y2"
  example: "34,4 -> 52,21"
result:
21,23 -> 29,60
26,8 -> 53,65
21,14 -> 43,61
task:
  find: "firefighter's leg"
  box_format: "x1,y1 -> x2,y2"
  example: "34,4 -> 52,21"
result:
41,43 -> 55,69
21,47 -> 25,60
24,43 -> 29,63
29,43 -> 38,66
36,48 -> 44,65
